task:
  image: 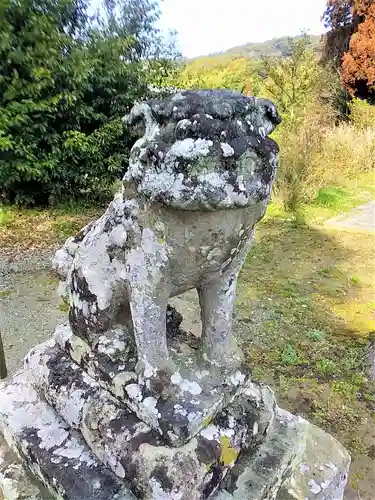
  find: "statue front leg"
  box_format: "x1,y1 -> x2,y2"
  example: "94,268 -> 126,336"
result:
129,284 -> 171,372
126,229 -> 172,373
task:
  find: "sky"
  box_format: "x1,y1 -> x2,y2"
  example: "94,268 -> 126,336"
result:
160,0 -> 328,58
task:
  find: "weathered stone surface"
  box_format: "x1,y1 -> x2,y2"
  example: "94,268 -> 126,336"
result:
0,374 -> 136,500
124,90 -> 281,211
0,345 -> 350,500
276,420 -> 351,500
214,409 -> 350,500
0,437 -> 44,499
24,339 -> 276,499
54,323 -> 251,446
52,90 -> 281,376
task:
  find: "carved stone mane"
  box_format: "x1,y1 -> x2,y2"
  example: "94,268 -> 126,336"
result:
124,89 -> 281,211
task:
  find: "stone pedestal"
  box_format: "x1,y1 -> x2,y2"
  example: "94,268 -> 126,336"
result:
0,321 -> 350,500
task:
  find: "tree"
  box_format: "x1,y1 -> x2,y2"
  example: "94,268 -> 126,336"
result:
0,0 -> 89,203
322,0 -> 375,101
259,36 -> 321,118
174,56 -> 260,94
0,0 -> 178,204
341,2 -> 375,100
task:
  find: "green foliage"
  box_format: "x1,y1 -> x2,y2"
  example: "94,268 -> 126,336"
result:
308,329 -> 326,342
348,97 -> 375,129
316,358 -> 338,376
315,186 -> 351,208
0,207 -> 14,226
259,35 -> 322,118
0,0 -> 178,205
174,57 -> 260,94
272,103 -> 335,211
52,218 -> 82,240
172,34 -> 321,97
281,344 -> 300,366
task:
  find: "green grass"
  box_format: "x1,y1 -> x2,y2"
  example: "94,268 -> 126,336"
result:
52,219 -> 84,240
236,204 -> 375,498
0,204 -> 101,249
315,186 -> 352,209
0,207 -> 14,227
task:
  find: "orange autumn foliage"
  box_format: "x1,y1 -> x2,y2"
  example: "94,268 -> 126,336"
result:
323,0 -> 375,100
341,2 -> 375,97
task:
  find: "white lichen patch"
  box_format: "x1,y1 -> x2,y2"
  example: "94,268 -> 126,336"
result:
112,372 -> 136,399
58,388 -> 85,427
299,462 -> 309,474
170,372 -> 202,396
149,478 -> 183,500
195,370 -> 209,380
220,143 -> 234,157
142,397 -> 160,416
230,371 -> 246,387
252,421 -> 259,436
177,119 -> 192,130
53,438 -> 84,460
201,425 -> 219,441
308,479 -> 322,495
52,247 -> 74,280
0,370 -> 101,477
166,138 -> 213,161
171,373 -> 182,385
173,405 -> 188,418
110,226 -> 127,247
125,384 -> 143,403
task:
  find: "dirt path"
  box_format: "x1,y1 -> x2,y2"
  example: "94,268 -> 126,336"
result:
0,249 -> 65,377
325,201 -> 375,231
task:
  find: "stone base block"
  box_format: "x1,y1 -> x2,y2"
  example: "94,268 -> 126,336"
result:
220,409 -> 351,500
0,340 -> 350,500
0,373 -> 136,500
22,339 -> 276,499
54,323 -> 249,448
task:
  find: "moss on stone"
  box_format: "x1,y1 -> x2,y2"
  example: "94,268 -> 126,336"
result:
219,436 -> 239,466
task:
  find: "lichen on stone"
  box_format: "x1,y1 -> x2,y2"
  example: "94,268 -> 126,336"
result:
123,89 -> 281,211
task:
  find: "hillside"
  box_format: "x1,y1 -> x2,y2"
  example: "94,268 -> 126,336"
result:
193,34 -> 322,61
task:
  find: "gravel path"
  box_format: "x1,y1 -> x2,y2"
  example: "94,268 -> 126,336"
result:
0,248 -> 65,377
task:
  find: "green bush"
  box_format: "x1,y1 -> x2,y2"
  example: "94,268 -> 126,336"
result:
0,0 -> 177,205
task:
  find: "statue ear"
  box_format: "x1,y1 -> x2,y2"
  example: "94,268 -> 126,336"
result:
123,102 -> 158,139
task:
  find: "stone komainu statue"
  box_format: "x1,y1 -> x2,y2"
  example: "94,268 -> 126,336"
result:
0,90 -> 351,500
53,90 -> 281,373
